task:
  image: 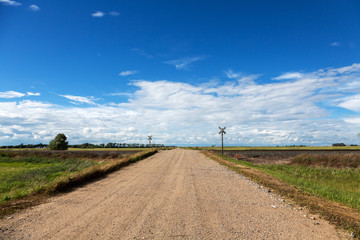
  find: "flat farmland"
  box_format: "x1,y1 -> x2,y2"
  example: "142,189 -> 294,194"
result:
0,149 -> 155,215
206,150 -> 360,235
212,149 -> 360,164
1,149 -> 144,158
0,149 -> 348,239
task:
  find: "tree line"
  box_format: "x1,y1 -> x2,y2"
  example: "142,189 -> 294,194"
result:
71,142 -> 166,149
0,142 -> 166,149
0,143 -> 47,149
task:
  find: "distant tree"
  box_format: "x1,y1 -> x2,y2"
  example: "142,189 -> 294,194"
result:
332,143 -> 346,147
48,133 -> 68,150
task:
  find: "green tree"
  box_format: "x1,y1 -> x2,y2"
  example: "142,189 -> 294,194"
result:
48,133 -> 69,150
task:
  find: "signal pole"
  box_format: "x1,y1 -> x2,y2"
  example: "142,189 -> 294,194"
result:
219,127 -> 226,155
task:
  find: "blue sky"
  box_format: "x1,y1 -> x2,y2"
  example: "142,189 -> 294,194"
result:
1,0 -> 360,146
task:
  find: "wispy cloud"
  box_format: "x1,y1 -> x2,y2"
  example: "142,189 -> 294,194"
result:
91,11 -> 105,18
60,95 -> 98,105
273,72 -> 304,80
164,56 -> 204,70
330,42 -> 340,47
26,92 -> 40,96
29,4 -> 40,11
224,69 -> 260,85
119,70 -> 138,76
225,69 -> 241,79
335,94 -> 360,113
0,91 -> 25,99
91,11 -> 119,18
131,48 -> 153,59
0,91 -> 39,99
0,0 -> 21,6
110,92 -> 133,97
109,11 -> 120,16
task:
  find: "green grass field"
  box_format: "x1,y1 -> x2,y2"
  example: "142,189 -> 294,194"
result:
0,149 -> 158,209
4,148 -> 147,151
219,154 -> 360,211
68,148 -> 147,151
0,154 -> 102,204
257,164 -> 360,211
194,146 -> 360,150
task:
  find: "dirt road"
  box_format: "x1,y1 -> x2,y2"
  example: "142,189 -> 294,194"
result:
0,149 -> 348,239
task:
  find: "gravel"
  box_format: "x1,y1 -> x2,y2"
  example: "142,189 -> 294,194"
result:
0,149 -> 349,239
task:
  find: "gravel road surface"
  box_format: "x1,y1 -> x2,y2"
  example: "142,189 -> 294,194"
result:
0,149 -> 348,239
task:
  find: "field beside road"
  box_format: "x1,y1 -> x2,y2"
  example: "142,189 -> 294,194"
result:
0,149 -> 157,217
204,150 -> 360,236
194,146 -> 360,150
0,149 -> 348,239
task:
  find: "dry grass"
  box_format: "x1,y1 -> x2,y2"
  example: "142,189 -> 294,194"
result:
202,150 -> 360,236
292,154 -> 360,168
0,149 -> 142,160
201,146 -> 360,150
47,149 -> 157,193
0,149 -> 157,218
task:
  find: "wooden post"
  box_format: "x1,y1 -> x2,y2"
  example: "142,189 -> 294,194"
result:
221,132 -> 224,154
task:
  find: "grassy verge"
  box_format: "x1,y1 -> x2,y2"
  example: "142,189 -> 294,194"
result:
189,146 -> 360,150
256,165 -> 360,211
47,149 -> 157,193
67,148 -> 147,151
202,150 -> 360,236
0,149 -> 157,217
0,154 -> 96,204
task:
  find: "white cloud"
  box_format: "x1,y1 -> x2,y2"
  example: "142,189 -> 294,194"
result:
330,42 -> 340,47
110,92 -> 133,98
91,11 -> 105,17
224,69 -> 260,85
225,69 -> 241,79
26,92 -> 40,96
60,95 -> 98,105
0,91 -> 25,99
0,0 -> 21,6
1,63 -> 360,146
336,94 -> 360,112
330,63 -> 360,74
29,4 -> 40,11
273,72 -> 304,80
119,70 -> 138,76
0,91 -> 40,99
164,56 -> 204,70
109,11 -> 120,16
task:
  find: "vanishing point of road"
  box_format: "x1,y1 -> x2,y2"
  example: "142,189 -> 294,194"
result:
0,149 -> 347,239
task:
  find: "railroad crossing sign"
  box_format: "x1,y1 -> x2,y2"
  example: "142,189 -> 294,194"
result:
219,127 -> 226,155
148,135 -> 152,144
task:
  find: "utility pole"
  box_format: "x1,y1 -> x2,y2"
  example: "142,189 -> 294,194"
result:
219,127 -> 226,155
148,135 -> 152,145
